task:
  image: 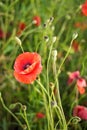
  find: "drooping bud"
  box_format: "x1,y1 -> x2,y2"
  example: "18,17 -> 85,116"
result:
72,32 -> 78,40
15,36 -> 22,46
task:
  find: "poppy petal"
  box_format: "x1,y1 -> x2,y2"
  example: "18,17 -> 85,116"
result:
73,105 -> 87,120
82,2 -> 87,16
14,71 -> 37,84
77,86 -> 85,94
33,16 -> 41,26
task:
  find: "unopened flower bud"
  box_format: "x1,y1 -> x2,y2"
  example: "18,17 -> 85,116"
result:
22,105 -> 27,111
22,124 -> 27,130
51,101 -> 57,107
66,15 -> 71,20
49,82 -> 55,90
36,76 -> 40,81
51,26 -> 55,31
72,32 -> 78,40
43,23 -> 47,28
52,50 -> 57,57
79,5 -> 82,9
52,36 -> 57,43
15,36 -> 22,46
52,50 -> 57,61
44,36 -> 49,42
49,17 -> 54,22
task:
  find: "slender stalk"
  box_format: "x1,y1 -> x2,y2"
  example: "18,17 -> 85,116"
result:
57,21 -> 67,43
46,40 -> 56,130
36,80 -> 51,130
55,75 -> 67,130
19,23 -> 34,38
47,40 -> 54,93
53,54 -> 67,130
57,33 -> 78,77
23,110 -> 30,130
52,91 -> 63,127
54,33 -> 78,129
76,85 -> 79,105
36,80 -> 55,130
36,80 -> 49,97
20,45 -> 24,53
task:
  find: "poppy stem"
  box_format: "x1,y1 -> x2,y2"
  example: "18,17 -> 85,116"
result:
53,55 -> 67,129
19,22 -> 33,38
20,45 -> 24,53
36,80 -> 48,97
76,85 -> 79,105
57,32 -> 78,77
46,38 -> 57,130
53,33 -> 78,129
23,109 -> 30,130
36,80 -> 55,130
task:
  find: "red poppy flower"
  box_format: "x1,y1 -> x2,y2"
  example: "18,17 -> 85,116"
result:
0,29 -> 4,39
18,22 -> 26,30
74,22 -> 81,28
68,71 -> 80,85
82,1 -> 87,16
14,52 -> 42,84
74,22 -> 87,30
17,22 -> 26,35
72,41 -> 79,52
33,16 -> 41,26
36,112 -> 45,119
77,78 -> 87,94
73,105 -> 87,120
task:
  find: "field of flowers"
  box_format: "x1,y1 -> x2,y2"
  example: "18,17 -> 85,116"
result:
0,0 -> 87,130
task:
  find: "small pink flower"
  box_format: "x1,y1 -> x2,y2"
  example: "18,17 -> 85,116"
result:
73,105 -> 87,120
68,71 -> 80,84
77,78 -> 87,94
67,71 -> 86,94
82,1 -> 87,16
33,16 -> 41,26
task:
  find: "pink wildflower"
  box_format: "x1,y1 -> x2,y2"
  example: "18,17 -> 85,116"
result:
73,105 -> 87,120
68,71 -> 80,84
77,78 -> 87,94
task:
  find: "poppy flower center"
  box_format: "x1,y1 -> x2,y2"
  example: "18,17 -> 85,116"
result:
23,63 -> 31,70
